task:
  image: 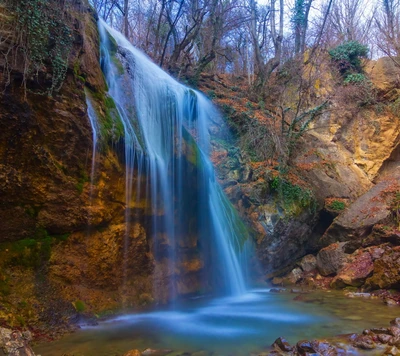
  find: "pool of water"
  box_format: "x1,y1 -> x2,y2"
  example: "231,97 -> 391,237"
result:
35,288 -> 397,356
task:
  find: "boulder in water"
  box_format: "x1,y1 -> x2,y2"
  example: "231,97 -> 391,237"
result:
272,337 -> 293,352
0,328 -> 35,356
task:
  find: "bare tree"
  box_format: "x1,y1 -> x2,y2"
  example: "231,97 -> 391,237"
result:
375,0 -> 400,65
328,0 -> 375,44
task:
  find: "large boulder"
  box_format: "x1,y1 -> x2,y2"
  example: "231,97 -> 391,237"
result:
297,254 -> 317,272
316,242 -> 348,276
365,246 -> 400,290
321,174 -> 399,246
331,251 -> 374,288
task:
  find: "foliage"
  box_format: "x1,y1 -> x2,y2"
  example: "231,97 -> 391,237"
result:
270,175 -> 315,215
344,73 -> 367,84
3,0 -> 74,96
86,89 -> 125,148
239,118 -> 277,162
0,230 -> 70,269
72,300 -> 86,313
328,200 -> 346,211
328,40 -> 368,76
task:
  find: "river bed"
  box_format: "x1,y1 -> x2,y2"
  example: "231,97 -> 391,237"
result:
35,288 -> 397,356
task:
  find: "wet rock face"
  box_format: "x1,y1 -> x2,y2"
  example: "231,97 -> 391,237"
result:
0,1 -> 106,242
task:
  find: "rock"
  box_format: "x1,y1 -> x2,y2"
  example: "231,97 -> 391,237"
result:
141,349 -> 173,356
297,254 -> 317,272
321,174 -> 398,246
0,327 -> 35,356
316,242 -> 348,276
296,340 -> 316,354
310,340 -> 338,355
271,277 -> 283,286
365,247 -> 400,289
123,350 -> 141,356
378,334 -> 394,344
330,251 -> 373,288
286,268 -> 303,284
389,327 -> 400,338
386,299 -> 399,306
371,328 -> 391,335
272,337 -> 293,352
346,292 -> 372,298
384,345 -> 400,355
353,335 -> 377,349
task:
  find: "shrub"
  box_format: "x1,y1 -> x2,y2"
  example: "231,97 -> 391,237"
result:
344,73 -> 367,85
329,41 -> 368,75
328,200 -> 346,211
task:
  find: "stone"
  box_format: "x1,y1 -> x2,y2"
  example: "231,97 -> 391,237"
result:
386,299 -> 399,307
316,242 -> 348,276
296,340 -> 317,354
389,327 -> 400,338
123,350 -> 141,356
371,328 -> 391,335
0,327 -> 35,356
365,247 -> 400,289
321,174 -> 399,246
384,345 -> 399,355
287,268 -> 303,284
272,337 -> 293,352
310,340 -> 338,355
379,334 -> 394,344
330,252 -> 374,288
353,335 -> 377,349
142,349 -> 173,356
298,254 -> 317,272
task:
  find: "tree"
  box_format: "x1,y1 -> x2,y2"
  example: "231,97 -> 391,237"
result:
292,0 -> 313,54
328,0 -> 374,44
375,0 -> 400,66
249,0 -> 284,92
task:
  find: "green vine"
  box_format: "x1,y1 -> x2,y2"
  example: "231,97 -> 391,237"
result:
6,0 -> 73,96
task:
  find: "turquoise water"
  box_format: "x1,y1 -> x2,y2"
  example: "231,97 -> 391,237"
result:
35,288 -> 397,356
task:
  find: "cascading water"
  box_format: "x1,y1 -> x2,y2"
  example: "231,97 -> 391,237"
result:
99,20 -> 247,299
85,93 -> 100,189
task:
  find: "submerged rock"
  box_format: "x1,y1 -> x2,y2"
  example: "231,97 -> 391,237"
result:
0,328 -> 35,356
272,337 -> 293,352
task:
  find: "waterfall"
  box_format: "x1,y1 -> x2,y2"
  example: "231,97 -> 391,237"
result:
98,19 -> 248,299
85,93 -> 100,188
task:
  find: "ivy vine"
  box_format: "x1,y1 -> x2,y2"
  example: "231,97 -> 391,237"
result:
7,0 -> 74,96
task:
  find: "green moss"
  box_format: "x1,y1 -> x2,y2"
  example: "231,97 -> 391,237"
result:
72,300 -> 86,312
270,175 -> 315,216
328,200 -> 346,211
76,169 -> 90,194
86,89 -> 125,148
0,230 -> 70,269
